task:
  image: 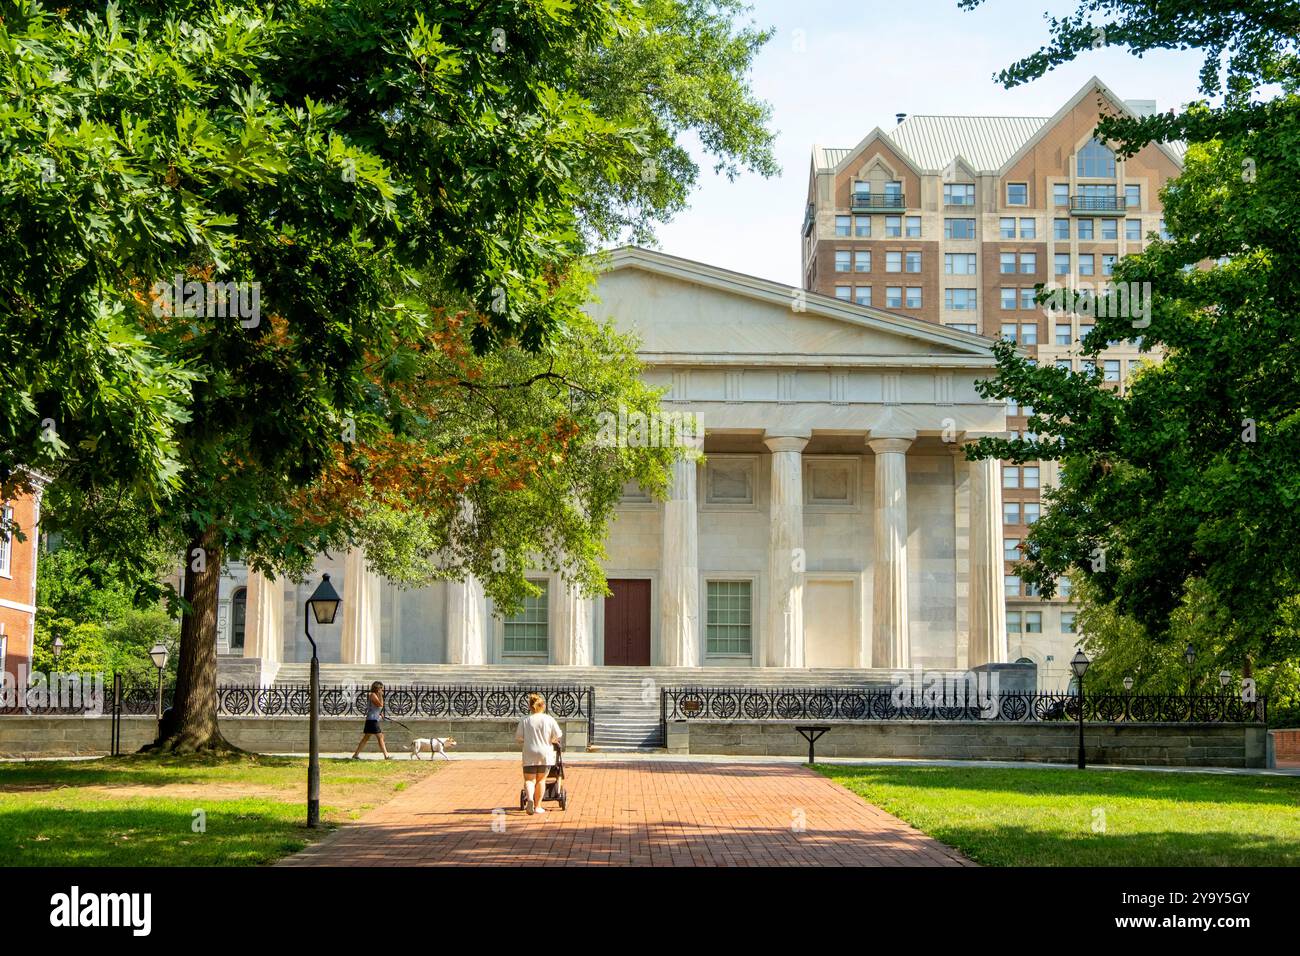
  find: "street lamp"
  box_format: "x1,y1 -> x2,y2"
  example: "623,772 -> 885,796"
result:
1219,669 -> 1232,698
1183,643 -> 1196,696
51,634 -> 64,662
149,641 -> 169,729
1070,649 -> 1091,770
1122,676 -> 1134,692
304,574 -> 341,829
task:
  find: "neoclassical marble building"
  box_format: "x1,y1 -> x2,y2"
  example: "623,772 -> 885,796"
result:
217,247 -> 1009,673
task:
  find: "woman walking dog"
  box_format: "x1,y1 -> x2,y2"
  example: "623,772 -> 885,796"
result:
515,693 -> 563,814
351,681 -> 392,760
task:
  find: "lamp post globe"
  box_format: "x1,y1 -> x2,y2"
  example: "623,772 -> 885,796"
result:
304,573 -> 342,828
51,634 -> 64,662
1122,676 -> 1134,692
148,641 -> 169,728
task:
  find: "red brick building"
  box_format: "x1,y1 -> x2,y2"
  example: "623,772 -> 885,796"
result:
1,478 -> 46,682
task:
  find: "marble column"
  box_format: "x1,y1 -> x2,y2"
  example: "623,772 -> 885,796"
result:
341,549 -> 381,665
868,432 -> 915,669
660,446 -> 701,667
552,579 -> 594,666
244,570 -> 284,669
968,449 -> 1008,666
765,434 -> 810,668
445,576 -> 486,665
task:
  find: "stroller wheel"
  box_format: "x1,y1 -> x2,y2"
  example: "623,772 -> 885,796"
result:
519,788 -> 527,811
558,790 -> 567,811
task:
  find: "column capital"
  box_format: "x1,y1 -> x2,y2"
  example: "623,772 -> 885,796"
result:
763,433 -> 810,454
867,435 -> 914,456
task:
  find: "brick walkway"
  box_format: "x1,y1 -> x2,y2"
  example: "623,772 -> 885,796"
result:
280,759 -> 972,867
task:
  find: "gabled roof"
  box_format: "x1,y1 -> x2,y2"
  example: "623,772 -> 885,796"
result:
594,246 -> 997,365
814,77 -> 1184,176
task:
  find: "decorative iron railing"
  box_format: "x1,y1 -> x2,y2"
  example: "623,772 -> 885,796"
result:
850,192 -> 905,211
661,687 -> 1267,724
1070,194 -> 1128,213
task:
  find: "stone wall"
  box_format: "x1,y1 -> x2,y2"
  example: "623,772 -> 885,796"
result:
667,719 -> 1267,768
0,716 -> 589,757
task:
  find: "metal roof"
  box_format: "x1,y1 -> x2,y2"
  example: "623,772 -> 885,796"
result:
887,115 -> 1051,172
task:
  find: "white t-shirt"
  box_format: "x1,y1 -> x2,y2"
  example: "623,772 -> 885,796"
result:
515,712 -> 563,767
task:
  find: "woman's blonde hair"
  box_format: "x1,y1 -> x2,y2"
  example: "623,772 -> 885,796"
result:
527,693 -> 545,713
370,681 -> 384,694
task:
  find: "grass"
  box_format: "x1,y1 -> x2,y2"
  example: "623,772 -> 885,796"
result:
0,753 -> 441,866
818,765 -> 1300,866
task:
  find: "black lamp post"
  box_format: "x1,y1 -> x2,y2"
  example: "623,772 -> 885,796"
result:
304,574 -> 341,828
51,634 -> 64,663
1219,669 -> 1232,699
148,641 -> 169,731
1070,649 -> 1090,770
1183,643 -> 1197,696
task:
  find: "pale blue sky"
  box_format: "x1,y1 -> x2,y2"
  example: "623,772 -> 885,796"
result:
643,0 -> 1207,287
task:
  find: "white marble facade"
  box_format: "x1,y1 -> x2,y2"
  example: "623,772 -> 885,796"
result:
225,247 -> 1009,670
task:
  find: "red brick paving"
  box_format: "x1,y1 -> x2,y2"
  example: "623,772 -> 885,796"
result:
280,759 -> 973,867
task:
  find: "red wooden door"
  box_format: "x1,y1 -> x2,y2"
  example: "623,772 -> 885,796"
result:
604,579 -> 652,665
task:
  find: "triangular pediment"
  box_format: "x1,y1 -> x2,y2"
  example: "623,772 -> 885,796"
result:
586,247 -> 996,368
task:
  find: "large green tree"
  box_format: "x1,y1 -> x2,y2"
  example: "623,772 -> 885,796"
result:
1,1 -> 774,750
962,1 -> 1300,674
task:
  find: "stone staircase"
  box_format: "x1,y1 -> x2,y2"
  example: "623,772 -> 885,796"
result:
264,663 -> 926,751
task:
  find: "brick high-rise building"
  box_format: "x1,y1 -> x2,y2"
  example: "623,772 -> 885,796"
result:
802,77 -> 1183,689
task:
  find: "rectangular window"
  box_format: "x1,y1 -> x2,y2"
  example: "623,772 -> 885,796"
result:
905,251 -> 922,273
944,218 -> 976,240
999,252 -> 1016,274
885,286 -> 903,308
1102,254 -> 1117,276
1004,538 -> 1020,561
1023,466 -> 1040,488
1006,182 -> 1028,205
1025,611 -> 1042,633
1007,611 -> 1022,634
945,288 -> 977,311
886,251 -> 902,273
1020,218 -> 1037,239
852,180 -> 870,199
1100,218 -> 1118,241
1077,218 -> 1094,241
835,215 -> 851,237
834,285 -> 851,300
885,216 -> 902,237
1053,218 -> 1070,240
905,216 -> 922,238
1078,253 -> 1095,276
1000,288 -> 1017,310
944,183 -> 975,206
1003,466 -> 1020,488
1024,580 -> 1041,597
1004,575 -> 1021,597
854,251 -> 871,272
1125,219 -> 1142,241
885,181 -> 903,202
905,287 -> 922,308
947,322 -> 978,334
1053,184 -> 1069,207
1055,358 -> 1072,370
1055,323 -> 1072,345
1061,612 -> 1077,634
1054,253 -> 1070,276
855,216 -> 871,237
0,505 -> 11,577
1023,502 -> 1040,524
1000,322 -> 1018,342
706,581 -> 753,656
1019,252 -> 1037,274
945,253 -> 977,275
1104,359 -> 1121,382
1003,502 -> 1020,524
835,250 -> 851,272
1159,219 -> 1170,240
999,217 -> 1016,239
1078,322 -> 1094,342
1125,184 -> 1141,209
1020,287 -> 1037,310
1020,322 -> 1038,345
503,582 -> 549,655
854,286 -> 872,306
1059,576 -> 1073,599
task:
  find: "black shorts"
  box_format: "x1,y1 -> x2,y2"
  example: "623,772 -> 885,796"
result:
363,720 -> 383,735
523,765 -> 550,774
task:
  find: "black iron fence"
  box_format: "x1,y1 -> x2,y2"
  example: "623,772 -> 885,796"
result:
662,686 -> 1267,724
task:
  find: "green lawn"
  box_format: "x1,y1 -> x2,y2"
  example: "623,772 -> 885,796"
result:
819,765 -> 1300,866
0,754 -> 440,866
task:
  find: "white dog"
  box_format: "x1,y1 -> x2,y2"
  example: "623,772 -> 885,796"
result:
410,736 -> 457,760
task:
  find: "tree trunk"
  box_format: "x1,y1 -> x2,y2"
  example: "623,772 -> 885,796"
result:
144,525 -> 240,754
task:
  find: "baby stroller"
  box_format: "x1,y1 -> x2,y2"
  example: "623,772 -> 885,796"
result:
519,742 -> 567,811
